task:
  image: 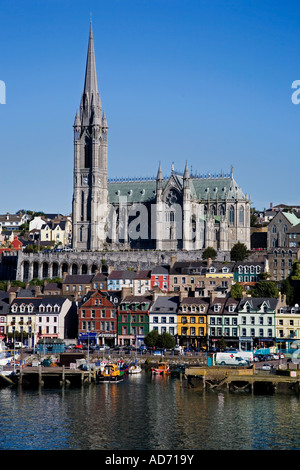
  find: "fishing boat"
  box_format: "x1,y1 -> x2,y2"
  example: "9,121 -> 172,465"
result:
151,362 -> 170,375
0,341 -> 14,366
128,364 -> 142,374
96,363 -> 125,382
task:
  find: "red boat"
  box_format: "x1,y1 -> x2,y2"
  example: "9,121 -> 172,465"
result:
151,362 -> 170,375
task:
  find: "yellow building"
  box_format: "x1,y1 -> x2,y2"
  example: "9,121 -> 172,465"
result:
40,218 -> 72,248
276,305 -> 300,351
177,297 -> 209,350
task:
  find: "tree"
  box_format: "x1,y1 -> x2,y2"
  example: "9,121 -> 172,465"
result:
144,330 -> 159,348
157,332 -> 175,349
250,281 -> 279,298
144,330 -> 175,349
230,242 -> 250,262
291,261 -> 300,280
281,278 -> 295,305
230,283 -> 243,299
202,246 -> 217,260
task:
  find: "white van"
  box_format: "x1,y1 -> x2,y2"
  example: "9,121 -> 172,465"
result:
224,349 -> 253,363
215,352 -> 248,367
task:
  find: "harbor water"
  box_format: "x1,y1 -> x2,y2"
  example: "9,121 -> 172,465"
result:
0,371 -> 299,451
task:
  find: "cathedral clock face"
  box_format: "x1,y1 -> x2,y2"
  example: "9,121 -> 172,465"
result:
83,176 -> 88,185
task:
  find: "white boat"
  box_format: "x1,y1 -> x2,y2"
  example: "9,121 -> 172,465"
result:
128,364 -> 142,374
0,341 -> 13,366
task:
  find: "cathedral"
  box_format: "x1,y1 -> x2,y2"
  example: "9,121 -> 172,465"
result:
72,23 -> 251,253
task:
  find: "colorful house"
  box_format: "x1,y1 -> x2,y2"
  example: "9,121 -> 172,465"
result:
78,290 -> 118,348
177,297 -> 209,350
150,266 -> 169,292
117,295 -> 151,347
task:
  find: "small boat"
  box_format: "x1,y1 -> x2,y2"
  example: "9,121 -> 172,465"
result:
151,362 -> 170,375
128,364 -> 142,374
0,341 -> 14,366
97,363 -> 125,382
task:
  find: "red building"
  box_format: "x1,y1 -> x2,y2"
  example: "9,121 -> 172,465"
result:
150,266 -> 169,292
0,235 -> 23,253
78,290 -> 118,348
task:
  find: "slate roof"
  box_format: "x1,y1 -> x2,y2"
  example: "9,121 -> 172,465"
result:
151,266 -> 169,275
150,296 -> 180,312
108,270 -> 137,280
238,297 -> 278,311
63,274 -> 94,284
107,175 -> 246,204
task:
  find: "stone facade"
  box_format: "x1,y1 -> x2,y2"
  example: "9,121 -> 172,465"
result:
15,249 -> 231,282
72,23 -> 251,253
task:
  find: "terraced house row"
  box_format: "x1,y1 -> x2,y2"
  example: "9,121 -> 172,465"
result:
77,289 -> 297,352
0,284 -> 299,353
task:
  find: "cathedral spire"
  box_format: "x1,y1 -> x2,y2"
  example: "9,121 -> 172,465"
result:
81,21 -> 102,125
183,161 -> 190,179
157,162 -> 163,180
84,21 -> 99,97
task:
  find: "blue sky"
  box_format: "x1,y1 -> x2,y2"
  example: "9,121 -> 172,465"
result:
0,0 -> 300,215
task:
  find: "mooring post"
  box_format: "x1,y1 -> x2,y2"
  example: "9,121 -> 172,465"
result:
62,365 -> 65,386
39,365 -> 42,385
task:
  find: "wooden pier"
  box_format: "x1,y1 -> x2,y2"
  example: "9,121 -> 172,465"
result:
0,366 -> 97,388
184,366 -> 300,394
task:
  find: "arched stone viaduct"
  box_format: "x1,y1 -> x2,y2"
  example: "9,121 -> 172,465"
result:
15,250 -> 231,282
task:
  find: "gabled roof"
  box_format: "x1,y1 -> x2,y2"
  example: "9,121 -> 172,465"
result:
238,297 -> 278,310
151,266 -> 169,275
108,270 -> 137,280
63,274 -> 94,284
150,296 -> 180,312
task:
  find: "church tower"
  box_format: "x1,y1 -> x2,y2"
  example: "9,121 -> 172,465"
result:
72,22 -> 108,251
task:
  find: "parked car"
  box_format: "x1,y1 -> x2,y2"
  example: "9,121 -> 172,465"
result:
261,363 -> 272,371
279,353 -> 285,359
254,355 -> 263,362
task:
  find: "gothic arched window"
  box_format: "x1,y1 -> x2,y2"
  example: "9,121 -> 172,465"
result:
239,206 -> 244,225
229,206 -> 235,224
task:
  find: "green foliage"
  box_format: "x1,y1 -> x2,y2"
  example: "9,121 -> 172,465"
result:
144,330 -> 159,348
202,246 -> 217,260
280,278 -> 295,305
144,330 -> 175,349
230,242 -> 250,262
290,261 -> 300,280
250,280 -> 279,298
157,332 -> 175,349
230,283 -> 243,299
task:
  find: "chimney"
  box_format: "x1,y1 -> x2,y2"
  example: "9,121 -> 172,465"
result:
9,290 -> 16,304
209,290 -> 217,303
121,286 -> 131,300
270,202 -> 273,209
207,257 -> 212,267
170,256 -> 177,269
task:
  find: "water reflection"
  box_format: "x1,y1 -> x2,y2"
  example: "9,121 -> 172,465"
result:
0,372 -> 300,450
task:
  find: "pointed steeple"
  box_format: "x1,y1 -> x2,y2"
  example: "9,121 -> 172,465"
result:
157,162 -> 163,180
81,21 -> 102,126
183,161 -> 190,179
84,21 -> 100,98
74,109 -> 80,126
